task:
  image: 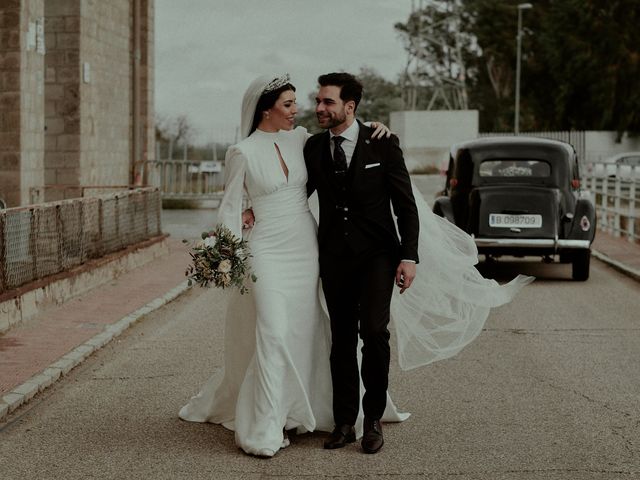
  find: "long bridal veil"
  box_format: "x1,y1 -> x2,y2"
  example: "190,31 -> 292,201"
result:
389,182 -> 534,370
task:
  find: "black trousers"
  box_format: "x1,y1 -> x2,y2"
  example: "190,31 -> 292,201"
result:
320,251 -> 396,426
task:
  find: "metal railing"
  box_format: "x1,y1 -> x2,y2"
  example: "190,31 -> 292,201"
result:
148,160 -> 225,200
0,188 -> 162,294
583,163 -> 639,242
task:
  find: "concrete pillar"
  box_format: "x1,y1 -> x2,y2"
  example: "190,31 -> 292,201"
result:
44,0 -> 81,201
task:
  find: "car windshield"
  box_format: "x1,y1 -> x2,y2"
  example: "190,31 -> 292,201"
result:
479,159 -> 550,178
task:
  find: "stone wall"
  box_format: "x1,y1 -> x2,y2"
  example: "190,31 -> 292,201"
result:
1,0 -> 155,206
0,0 -> 46,207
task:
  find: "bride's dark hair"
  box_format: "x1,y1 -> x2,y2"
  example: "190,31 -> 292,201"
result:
249,83 -> 296,135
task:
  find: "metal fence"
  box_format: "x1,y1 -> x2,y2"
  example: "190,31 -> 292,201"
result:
583,163 -> 639,242
0,188 -> 162,294
149,160 -> 225,200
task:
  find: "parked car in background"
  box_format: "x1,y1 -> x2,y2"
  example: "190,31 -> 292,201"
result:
433,137 -> 596,280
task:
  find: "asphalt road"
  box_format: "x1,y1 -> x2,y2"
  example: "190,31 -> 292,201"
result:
1,175 -> 639,479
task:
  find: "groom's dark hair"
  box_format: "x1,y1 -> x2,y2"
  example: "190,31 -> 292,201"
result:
318,72 -> 363,112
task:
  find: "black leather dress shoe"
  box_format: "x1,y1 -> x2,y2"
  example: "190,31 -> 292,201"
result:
361,418 -> 384,454
323,424 -> 356,449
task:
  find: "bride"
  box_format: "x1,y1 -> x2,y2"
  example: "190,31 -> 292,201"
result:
178,74 -> 533,457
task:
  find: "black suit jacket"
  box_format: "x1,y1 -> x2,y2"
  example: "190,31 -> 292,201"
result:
304,121 -> 419,263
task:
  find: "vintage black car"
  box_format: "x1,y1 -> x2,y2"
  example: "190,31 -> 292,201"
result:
433,137 -> 596,280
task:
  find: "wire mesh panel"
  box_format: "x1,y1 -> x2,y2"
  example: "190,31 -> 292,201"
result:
4,210 -> 35,290
0,188 -> 162,294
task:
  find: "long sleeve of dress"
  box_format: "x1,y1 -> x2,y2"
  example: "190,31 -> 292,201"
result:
217,146 -> 247,240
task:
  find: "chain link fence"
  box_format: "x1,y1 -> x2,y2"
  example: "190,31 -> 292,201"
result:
0,188 -> 162,294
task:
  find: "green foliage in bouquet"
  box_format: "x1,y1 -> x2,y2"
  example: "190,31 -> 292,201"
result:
184,225 -> 257,294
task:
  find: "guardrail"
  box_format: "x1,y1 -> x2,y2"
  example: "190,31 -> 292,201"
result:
583,163 -> 639,242
0,188 -> 162,294
148,160 -> 225,200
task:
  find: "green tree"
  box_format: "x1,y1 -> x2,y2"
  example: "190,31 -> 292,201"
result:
528,0 -> 640,137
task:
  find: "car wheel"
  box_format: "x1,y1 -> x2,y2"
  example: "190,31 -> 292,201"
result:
571,249 -> 590,281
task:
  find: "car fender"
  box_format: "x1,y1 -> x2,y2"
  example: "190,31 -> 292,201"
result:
433,196 -> 455,224
568,198 -> 596,243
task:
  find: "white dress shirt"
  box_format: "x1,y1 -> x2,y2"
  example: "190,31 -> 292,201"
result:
329,120 -> 359,168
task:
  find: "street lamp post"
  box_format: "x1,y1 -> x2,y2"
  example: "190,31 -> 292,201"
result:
515,3 -> 533,135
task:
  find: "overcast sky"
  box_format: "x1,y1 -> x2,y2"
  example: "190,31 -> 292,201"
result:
155,0 -> 414,145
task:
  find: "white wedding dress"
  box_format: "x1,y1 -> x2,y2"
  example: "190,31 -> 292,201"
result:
178,126 -> 408,456
177,75 -> 533,458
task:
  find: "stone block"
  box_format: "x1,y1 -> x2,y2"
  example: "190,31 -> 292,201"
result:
0,133 -> 19,150
0,11 -> 19,29
0,153 -> 19,169
29,374 -> 54,392
0,92 -> 20,110
45,152 -> 65,167
44,167 -> 56,184
45,50 -> 66,67
65,118 -> 80,134
45,16 -> 65,32
45,133 -> 57,150
58,99 -> 78,116
2,71 -> 20,90
11,382 -> 38,401
0,402 -> 8,421
57,67 -> 79,84
55,33 -> 78,50
45,67 -> 56,83
50,357 -> 76,375
55,168 -> 79,184
65,16 -> 80,33
2,392 -> 24,413
43,367 -> 62,382
45,117 -> 65,134
65,50 -> 79,65
0,52 -> 20,71
45,1 -> 80,17
57,134 -> 80,151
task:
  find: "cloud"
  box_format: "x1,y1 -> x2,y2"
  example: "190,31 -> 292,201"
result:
155,0 -> 413,145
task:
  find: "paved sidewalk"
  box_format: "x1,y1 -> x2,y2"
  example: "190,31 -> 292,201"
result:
0,238 -> 191,417
0,227 -> 637,421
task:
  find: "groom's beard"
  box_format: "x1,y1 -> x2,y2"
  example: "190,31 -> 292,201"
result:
316,110 -> 347,130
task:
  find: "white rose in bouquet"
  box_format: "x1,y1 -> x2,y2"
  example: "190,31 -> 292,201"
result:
218,259 -> 232,273
203,236 -> 217,248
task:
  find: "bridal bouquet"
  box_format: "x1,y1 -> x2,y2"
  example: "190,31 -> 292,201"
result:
184,225 -> 257,294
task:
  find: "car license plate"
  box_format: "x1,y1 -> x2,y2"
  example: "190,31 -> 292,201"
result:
489,213 -> 542,228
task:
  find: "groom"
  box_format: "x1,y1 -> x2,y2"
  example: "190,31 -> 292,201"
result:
304,72 -> 419,454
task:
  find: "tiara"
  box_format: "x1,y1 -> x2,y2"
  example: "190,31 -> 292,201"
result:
263,74 -> 290,93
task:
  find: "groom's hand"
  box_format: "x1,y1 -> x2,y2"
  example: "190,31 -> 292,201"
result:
395,261 -> 416,294
242,208 -> 255,229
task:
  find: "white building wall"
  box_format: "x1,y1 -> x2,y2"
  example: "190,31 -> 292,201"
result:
390,110 -> 479,172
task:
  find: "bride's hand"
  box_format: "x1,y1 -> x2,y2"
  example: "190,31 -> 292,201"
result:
370,121 -> 392,139
242,208 -> 255,229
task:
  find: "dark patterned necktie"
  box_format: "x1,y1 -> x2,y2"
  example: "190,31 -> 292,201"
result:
332,136 -> 347,174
